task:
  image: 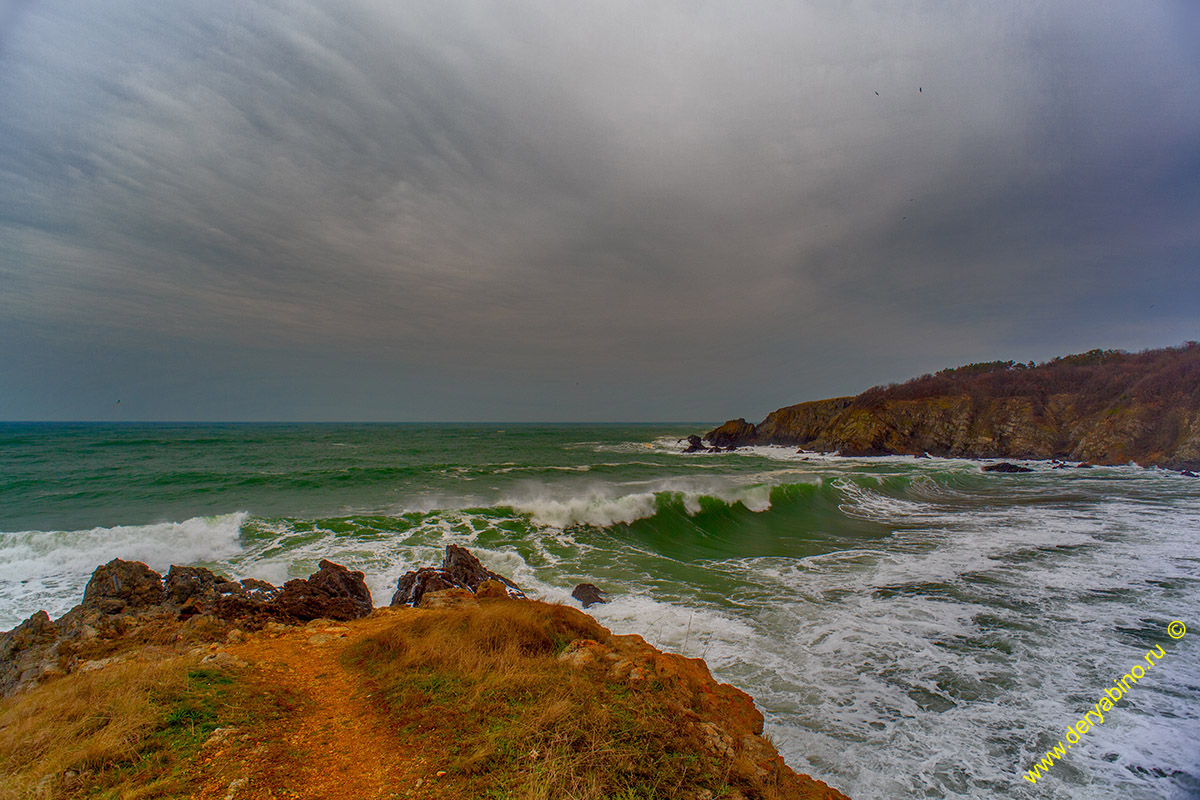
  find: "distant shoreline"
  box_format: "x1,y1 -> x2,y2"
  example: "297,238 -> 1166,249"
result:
697,343 -> 1200,471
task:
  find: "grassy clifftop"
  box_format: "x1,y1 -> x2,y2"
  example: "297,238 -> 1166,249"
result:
1,569 -> 849,800
706,343 -> 1200,468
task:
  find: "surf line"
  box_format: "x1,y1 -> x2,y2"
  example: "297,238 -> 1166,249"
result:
1021,621 -> 1186,784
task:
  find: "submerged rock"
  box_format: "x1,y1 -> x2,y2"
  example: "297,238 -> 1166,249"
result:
571,583 -> 607,608
982,462 -> 1033,473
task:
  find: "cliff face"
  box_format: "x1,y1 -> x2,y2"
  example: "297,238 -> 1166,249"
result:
704,344 -> 1200,468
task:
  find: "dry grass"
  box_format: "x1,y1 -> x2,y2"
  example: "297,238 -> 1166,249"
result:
0,654 -> 239,800
1,603 -> 799,799
347,600 -> 747,800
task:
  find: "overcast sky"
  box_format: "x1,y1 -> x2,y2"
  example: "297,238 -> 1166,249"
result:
2,1 -> 1197,421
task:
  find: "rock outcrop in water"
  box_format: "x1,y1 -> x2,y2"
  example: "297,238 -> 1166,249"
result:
697,343 -> 1200,469
982,462 -> 1033,473
390,544 -> 525,606
571,582 -> 608,608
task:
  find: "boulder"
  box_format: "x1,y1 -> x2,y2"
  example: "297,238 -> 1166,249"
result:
391,568 -> 461,607
275,560 -> 373,622
0,611 -> 60,696
165,565 -> 251,606
390,546 -> 525,607
443,545 -> 523,594
683,435 -> 706,453
474,580 -> 509,599
418,588 -> 478,609
82,559 -> 166,614
571,583 -> 607,608
165,566 -> 282,620
982,462 -> 1033,473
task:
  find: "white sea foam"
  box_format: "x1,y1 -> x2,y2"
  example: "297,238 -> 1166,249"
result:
507,492 -> 662,529
4,449 -> 1196,800
832,477 -> 942,524
585,591 -> 760,669
718,496 -> 1200,800
0,512 -> 247,628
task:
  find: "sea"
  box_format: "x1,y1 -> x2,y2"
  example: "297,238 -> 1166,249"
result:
1,422 -> 1197,799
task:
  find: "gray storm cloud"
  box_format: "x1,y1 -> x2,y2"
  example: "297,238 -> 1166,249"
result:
1,1 -> 1198,420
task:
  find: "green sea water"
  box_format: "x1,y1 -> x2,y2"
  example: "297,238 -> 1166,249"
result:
1,423 -> 1198,799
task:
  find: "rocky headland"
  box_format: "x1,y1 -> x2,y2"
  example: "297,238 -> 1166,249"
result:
699,343 -> 1200,469
0,549 -> 849,800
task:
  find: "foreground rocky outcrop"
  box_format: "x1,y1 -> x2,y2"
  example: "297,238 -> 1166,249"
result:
1,558 -> 371,695
2,551 -> 851,799
698,344 -> 1200,469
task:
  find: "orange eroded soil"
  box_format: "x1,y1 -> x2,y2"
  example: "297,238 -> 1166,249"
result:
192,610 -> 438,800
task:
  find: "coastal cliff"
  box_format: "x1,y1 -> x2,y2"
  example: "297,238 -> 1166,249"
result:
704,343 -> 1200,468
0,553 -> 849,800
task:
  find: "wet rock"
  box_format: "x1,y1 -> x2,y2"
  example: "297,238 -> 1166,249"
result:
163,565 -> 288,623
683,435 -> 706,453
165,566 -> 274,618
2,559 -> 373,696
443,545 -> 523,595
275,560 -> 373,622
705,418 -> 756,448
1076,462 -> 1093,469
390,546 -> 525,607
166,565 -> 232,606
82,559 -> 166,614
982,462 -> 1033,473
391,568 -> 461,607
571,583 -> 607,608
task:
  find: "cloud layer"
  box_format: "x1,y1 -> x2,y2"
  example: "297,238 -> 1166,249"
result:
2,1 -> 1198,420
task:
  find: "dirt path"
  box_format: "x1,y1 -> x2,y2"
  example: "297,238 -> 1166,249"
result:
192,611 -> 437,800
